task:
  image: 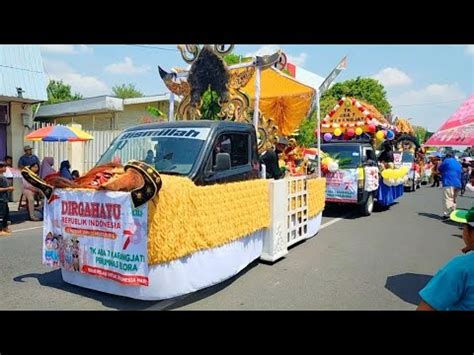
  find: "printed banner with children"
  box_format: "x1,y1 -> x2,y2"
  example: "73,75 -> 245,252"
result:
324,168 -> 358,203
42,189 -> 149,286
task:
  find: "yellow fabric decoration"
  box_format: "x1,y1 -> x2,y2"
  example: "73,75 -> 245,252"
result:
241,68 -> 315,136
147,175 -> 271,265
307,178 -> 326,218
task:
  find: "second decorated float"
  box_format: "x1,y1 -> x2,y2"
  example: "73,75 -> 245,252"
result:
319,97 -> 410,215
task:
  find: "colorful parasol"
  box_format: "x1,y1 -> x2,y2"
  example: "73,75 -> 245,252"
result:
425,95 -> 474,146
25,125 -> 94,142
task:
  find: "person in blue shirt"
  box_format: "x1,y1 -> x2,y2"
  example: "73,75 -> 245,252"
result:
437,153 -> 462,219
417,207 -> 474,310
17,146 -> 40,170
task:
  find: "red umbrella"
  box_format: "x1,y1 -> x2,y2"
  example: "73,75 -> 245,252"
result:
425,95 -> 474,146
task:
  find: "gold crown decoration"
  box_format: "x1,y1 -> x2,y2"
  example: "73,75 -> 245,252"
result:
159,45 -> 283,148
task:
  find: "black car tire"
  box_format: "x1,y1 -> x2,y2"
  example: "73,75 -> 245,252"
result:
360,193 -> 374,216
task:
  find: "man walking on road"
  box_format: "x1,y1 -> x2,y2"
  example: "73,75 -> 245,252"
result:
438,153 -> 462,219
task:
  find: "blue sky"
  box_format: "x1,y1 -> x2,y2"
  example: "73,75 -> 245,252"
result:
38,44 -> 474,131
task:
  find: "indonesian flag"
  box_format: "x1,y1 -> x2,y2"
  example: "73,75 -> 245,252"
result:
287,63 -> 296,77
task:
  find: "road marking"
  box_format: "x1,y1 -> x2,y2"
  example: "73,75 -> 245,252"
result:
320,213 -> 352,230
12,226 -> 43,233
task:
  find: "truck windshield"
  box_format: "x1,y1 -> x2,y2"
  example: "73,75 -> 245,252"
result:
321,145 -> 360,169
97,127 -> 210,176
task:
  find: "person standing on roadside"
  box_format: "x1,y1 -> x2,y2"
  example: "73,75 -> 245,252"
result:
438,153 -> 462,219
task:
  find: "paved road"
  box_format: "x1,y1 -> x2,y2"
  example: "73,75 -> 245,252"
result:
0,185 -> 471,310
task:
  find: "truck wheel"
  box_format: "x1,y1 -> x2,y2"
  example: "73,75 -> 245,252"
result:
360,193 -> 374,216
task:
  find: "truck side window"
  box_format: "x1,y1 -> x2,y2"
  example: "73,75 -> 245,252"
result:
366,148 -> 376,162
212,133 -> 249,170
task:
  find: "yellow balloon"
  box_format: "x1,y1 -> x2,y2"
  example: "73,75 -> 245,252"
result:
334,128 -> 342,136
376,130 -> 385,140
355,127 -> 363,135
322,157 -> 331,166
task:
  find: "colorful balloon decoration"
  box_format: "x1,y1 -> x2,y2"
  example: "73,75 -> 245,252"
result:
386,130 -> 395,140
324,133 -> 333,141
355,127 -> 363,136
376,130 -> 385,140
334,128 -> 342,137
368,124 -> 376,133
347,129 -> 355,137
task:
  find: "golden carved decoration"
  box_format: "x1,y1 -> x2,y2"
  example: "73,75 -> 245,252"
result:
228,67 -> 255,89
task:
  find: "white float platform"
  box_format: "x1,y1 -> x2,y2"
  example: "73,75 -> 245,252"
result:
62,229 -> 265,301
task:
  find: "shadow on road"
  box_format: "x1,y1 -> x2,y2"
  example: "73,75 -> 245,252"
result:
385,273 -> 433,306
13,270 -> 170,310
452,233 -> 463,239
418,212 -> 443,221
164,260 -> 260,310
322,205 -> 358,219
13,260 -> 261,310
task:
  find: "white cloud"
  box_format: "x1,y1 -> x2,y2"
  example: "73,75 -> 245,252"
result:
246,45 -> 308,67
245,45 -> 280,57
466,45 -> 474,56
43,58 -> 109,97
390,83 -> 467,131
105,57 -> 150,75
372,67 -> 412,87
39,45 -> 94,54
392,83 -> 466,106
77,45 -> 94,54
288,53 -> 308,67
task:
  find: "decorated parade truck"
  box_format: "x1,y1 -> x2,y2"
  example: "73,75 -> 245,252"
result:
22,45 -> 327,301
23,120 -> 325,300
319,139 -> 379,216
318,97 -> 409,215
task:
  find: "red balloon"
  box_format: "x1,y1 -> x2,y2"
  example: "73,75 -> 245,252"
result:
347,128 -> 355,137
368,124 -> 376,133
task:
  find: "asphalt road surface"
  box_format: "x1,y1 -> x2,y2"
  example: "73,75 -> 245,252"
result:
0,184 -> 471,310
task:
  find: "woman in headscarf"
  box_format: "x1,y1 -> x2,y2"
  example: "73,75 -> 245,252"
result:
39,157 -> 57,180
59,160 -> 73,180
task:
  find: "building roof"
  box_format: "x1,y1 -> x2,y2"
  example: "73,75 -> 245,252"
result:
36,96 -> 123,118
0,45 -> 48,102
36,94 -> 178,118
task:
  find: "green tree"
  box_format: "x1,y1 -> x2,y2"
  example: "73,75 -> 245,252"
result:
223,53 -> 252,66
45,80 -> 83,104
200,89 -> 221,120
295,114 -> 317,147
322,77 -> 392,115
112,83 -> 143,98
413,125 -> 427,144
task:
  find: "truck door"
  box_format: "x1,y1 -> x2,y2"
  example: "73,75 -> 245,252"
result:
202,132 -> 254,185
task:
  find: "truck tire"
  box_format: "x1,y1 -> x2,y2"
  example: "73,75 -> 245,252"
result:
360,193 -> 374,216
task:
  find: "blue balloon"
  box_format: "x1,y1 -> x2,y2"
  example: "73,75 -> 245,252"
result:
386,130 -> 395,140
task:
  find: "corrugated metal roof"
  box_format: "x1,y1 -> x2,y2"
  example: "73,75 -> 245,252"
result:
0,45 -> 48,101
36,96 -> 124,118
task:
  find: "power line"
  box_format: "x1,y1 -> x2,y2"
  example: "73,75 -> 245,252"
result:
0,64 -> 44,74
128,45 -> 179,52
392,99 -> 464,108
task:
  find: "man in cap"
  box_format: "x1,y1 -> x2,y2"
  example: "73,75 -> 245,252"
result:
18,145 -> 40,170
417,207 -> 474,310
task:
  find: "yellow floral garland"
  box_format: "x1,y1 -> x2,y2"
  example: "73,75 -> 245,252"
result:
147,175 -> 271,265
307,178 -> 326,218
